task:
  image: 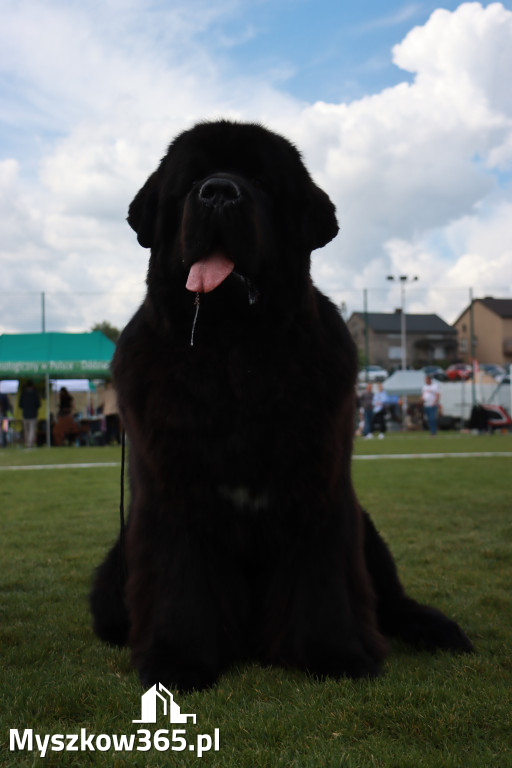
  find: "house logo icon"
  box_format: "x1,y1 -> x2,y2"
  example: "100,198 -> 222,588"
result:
132,683 -> 197,725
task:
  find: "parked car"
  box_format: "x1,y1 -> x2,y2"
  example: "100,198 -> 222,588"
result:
357,365 -> 388,383
480,364 -> 506,381
445,363 -> 473,381
419,365 -> 447,381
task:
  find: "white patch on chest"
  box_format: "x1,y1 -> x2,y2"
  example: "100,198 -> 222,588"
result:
218,485 -> 269,512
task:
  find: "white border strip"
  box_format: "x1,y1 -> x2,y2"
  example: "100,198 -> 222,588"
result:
0,453 -> 511,472
0,462 -> 120,471
354,452 -> 512,460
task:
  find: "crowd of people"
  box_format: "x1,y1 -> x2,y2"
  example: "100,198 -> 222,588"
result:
4,373 -> 442,449
358,374 -> 441,438
0,380 -> 122,449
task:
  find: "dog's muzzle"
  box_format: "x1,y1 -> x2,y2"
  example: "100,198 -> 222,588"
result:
198,176 -> 241,209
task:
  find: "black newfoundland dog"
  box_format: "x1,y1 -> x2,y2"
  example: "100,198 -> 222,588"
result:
90,120 -> 472,691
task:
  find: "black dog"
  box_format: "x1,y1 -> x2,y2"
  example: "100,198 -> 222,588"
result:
90,120 -> 472,691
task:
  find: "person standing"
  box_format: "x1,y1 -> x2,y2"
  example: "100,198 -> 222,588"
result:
421,374 -> 441,436
0,391 -> 12,447
53,387 -> 87,446
372,383 -> 388,439
58,386 -> 73,416
360,382 -> 374,438
100,381 -> 121,445
19,380 -> 41,449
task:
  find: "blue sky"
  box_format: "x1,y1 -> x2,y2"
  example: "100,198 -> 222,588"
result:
198,1 -> 466,101
1,0 -> 512,333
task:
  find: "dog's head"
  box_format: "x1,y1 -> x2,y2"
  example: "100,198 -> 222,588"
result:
128,120 -> 338,314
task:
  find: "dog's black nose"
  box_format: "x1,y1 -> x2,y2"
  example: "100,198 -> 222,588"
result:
198,177 -> 241,208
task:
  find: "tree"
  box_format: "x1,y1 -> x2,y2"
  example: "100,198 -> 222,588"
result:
91,321 -> 121,343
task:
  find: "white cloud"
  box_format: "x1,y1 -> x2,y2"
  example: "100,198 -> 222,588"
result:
300,2 -> 512,317
393,2 -> 512,116
1,1 -> 512,334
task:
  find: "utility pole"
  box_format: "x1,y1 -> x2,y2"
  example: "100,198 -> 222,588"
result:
386,275 -> 419,370
363,288 -> 369,382
386,275 -> 419,432
41,291 -> 50,447
469,287 -> 476,406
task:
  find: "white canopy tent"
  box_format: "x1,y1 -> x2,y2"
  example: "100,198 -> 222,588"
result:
383,370 -> 426,397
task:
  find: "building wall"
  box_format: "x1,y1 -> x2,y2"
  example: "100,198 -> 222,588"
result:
346,317 -> 404,368
503,318 -> 512,359
455,308 -> 471,362
455,303 -> 512,364
474,304 -> 504,362
347,314 -> 373,365
347,314 -> 457,369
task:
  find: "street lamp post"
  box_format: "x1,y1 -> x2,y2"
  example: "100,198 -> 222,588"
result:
387,275 -> 419,432
386,275 -> 419,371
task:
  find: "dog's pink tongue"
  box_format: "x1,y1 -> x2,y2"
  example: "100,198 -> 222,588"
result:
186,252 -> 235,293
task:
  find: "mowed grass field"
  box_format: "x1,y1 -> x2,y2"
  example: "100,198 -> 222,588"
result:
1,432 -> 511,767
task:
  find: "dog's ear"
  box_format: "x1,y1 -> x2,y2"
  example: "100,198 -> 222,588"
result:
305,183 -> 339,250
127,170 -> 161,248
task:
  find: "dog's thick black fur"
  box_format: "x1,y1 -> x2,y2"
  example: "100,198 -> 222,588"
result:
90,120 -> 473,691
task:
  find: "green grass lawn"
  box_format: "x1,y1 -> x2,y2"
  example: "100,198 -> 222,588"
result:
1,434 -> 511,767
